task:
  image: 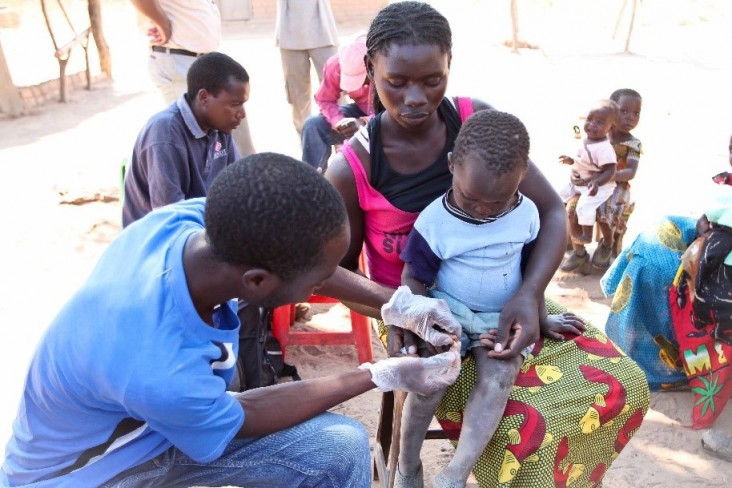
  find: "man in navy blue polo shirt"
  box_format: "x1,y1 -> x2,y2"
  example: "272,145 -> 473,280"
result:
122,51 -> 249,227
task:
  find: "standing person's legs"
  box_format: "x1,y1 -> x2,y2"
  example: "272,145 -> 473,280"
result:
301,103 -> 365,171
102,412 -> 371,488
232,118 -> 256,158
148,51 -> 196,106
309,45 -> 338,84
280,49 -> 314,136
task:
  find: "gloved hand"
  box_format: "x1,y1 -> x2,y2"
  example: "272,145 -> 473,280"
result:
359,348 -> 461,394
381,286 -> 461,347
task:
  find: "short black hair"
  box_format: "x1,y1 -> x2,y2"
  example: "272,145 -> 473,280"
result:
204,153 -> 347,280
610,88 -> 642,102
367,1 -> 452,113
451,110 -> 530,176
592,99 -> 619,121
187,52 -> 249,99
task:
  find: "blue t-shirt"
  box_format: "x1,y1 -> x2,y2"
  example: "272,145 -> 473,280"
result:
401,191 -> 540,312
2,199 -> 244,487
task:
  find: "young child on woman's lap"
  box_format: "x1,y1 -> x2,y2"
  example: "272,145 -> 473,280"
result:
559,99 -> 618,272
398,110 -> 543,488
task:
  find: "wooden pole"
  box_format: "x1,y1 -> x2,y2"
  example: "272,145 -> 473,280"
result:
624,0 -> 639,53
613,0 -> 628,40
510,0 -> 520,54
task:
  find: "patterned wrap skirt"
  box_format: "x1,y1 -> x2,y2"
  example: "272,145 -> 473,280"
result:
378,298 -> 650,487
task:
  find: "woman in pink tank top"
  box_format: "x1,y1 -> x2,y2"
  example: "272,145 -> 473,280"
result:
324,2 -> 649,488
326,20 -> 567,352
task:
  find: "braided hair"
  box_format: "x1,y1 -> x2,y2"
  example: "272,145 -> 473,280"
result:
366,1 -> 452,113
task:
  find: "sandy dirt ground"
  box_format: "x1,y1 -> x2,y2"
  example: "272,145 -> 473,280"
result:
2,1 -> 732,486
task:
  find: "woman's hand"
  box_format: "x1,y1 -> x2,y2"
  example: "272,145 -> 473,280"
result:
487,290 -> 541,358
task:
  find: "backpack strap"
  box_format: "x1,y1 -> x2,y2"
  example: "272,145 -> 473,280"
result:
456,96 -> 474,123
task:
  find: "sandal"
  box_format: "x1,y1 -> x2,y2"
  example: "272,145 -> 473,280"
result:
560,251 -> 588,272
591,238 -> 613,269
393,462 -> 424,488
701,429 -> 732,462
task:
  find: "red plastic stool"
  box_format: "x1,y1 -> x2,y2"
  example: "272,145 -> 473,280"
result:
271,296 -> 373,364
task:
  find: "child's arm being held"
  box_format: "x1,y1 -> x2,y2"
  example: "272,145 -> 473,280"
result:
481,299 -> 587,345
614,155 -> 639,183
397,266 -> 455,357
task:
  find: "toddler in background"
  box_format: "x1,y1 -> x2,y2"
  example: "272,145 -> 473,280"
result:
559,99 -> 618,272
596,88 -> 643,262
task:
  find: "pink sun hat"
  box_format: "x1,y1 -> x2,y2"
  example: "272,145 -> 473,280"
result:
339,34 -> 368,93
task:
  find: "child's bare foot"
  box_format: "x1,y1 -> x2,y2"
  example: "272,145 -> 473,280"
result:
540,312 -> 586,341
432,471 -> 466,488
394,462 -> 424,488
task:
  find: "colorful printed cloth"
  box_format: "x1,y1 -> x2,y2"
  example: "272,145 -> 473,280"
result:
601,215 -> 697,389
670,226 -> 732,428
597,137 -> 642,233
378,299 -> 649,487
603,174 -> 732,423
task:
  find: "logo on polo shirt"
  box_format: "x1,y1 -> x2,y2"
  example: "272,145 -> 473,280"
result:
213,140 -> 228,159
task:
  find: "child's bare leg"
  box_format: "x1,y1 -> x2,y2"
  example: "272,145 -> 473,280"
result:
567,208 -> 586,243
397,388 -> 447,476
437,348 -> 523,485
597,220 -> 614,245
567,206 -> 588,254
579,224 -> 594,243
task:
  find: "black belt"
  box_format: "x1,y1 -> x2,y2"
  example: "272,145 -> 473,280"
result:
151,45 -> 203,57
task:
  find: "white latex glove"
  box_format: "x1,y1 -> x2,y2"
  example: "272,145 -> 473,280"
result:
381,286 -> 462,347
359,348 -> 461,394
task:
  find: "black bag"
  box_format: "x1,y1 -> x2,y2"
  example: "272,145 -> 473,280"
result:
233,301 -> 300,391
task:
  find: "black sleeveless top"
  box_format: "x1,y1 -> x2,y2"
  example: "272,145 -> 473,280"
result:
368,98 -> 462,213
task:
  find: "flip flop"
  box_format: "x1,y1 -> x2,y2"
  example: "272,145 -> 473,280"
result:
701,429 -> 732,462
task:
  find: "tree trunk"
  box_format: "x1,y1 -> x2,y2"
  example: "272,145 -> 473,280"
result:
0,38 -> 25,116
88,0 -> 112,78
